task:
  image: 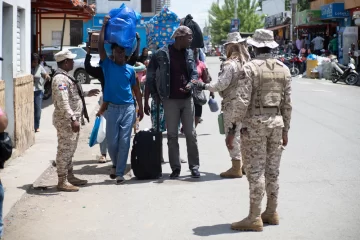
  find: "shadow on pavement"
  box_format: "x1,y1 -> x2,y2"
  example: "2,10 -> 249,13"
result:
17,184 -> 60,196
41,98 -> 53,109
193,224 -> 236,236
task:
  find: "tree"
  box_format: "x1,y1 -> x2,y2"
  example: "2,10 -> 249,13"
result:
297,0 -> 310,12
209,0 -> 264,44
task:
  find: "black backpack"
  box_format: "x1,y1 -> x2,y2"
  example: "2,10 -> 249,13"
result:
181,15 -> 204,49
0,132 -> 13,168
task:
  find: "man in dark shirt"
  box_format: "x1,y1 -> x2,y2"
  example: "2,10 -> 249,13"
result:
146,26 -> 200,179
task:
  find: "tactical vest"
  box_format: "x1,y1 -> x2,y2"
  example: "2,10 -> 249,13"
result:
251,59 -> 286,115
219,59 -> 242,103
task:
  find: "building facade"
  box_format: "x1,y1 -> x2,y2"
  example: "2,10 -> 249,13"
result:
0,0 -> 35,155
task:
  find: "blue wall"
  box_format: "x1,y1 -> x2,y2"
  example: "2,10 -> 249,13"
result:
83,14 -> 152,55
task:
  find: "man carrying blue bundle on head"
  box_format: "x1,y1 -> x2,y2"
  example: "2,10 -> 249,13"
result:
97,15 -> 144,185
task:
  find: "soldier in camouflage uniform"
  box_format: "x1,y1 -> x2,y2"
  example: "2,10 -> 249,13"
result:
230,29 -> 292,231
192,32 -> 251,178
52,50 -> 99,192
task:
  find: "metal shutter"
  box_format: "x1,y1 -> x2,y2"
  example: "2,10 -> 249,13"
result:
16,10 -> 21,73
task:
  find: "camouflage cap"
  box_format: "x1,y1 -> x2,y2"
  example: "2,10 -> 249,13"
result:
224,32 -> 246,45
171,26 -> 193,39
247,29 -> 279,49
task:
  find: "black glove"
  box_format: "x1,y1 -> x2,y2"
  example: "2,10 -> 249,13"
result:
191,80 -> 206,90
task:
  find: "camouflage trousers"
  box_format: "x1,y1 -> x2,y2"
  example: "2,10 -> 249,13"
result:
54,119 -> 80,177
241,126 -> 283,208
223,109 -> 242,161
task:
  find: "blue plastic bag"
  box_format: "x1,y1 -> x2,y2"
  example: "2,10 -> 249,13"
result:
89,117 -> 101,147
208,98 -> 219,112
105,3 -> 140,56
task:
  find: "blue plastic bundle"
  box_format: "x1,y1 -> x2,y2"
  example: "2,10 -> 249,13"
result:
145,6 -> 180,48
105,3 -> 141,56
307,54 -> 317,60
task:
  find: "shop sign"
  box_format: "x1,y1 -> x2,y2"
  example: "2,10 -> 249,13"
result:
321,3 -> 350,19
265,12 -> 284,28
296,10 -> 321,26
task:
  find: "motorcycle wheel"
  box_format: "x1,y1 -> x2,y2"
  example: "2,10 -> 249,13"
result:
332,78 -> 339,83
43,81 -> 52,100
345,73 -> 359,85
290,67 -> 300,77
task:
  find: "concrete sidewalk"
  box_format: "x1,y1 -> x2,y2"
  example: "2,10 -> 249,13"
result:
0,83 -> 101,217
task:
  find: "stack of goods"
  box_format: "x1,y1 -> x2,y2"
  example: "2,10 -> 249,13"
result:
88,30 -> 100,49
145,6 -> 180,48
104,3 -> 141,56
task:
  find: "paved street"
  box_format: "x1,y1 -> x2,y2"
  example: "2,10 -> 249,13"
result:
3,57 -> 360,240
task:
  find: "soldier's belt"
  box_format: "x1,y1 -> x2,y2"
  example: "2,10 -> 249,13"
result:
253,107 -> 279,115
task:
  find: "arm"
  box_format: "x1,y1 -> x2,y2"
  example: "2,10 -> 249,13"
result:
98,16 -> 109,61
132,74 -> 144,121
127,33 -> 141,66
201,64 -> 208,83
84,50 -> 104,80
0,108 -> 8,132
204,62 -> 234,92
281,68 -> 292,133
52,75 -> 75,120
40,66 -> 50,81
145,54 -> 158,97
133,62 -> 146,72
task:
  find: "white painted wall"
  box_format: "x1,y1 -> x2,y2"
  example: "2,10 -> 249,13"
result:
257,0 -> 286,17
41,17 -> 71,46
96,0 -> 141,14
0,0 -> 31,138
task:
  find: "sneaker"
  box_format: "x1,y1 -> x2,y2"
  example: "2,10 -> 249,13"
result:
110,167 -> 116,179
98,155 -> 107,163
180,159 -> 187,163
170,169 -> 181,179
191,169 -> 200,178
35,129 -> 40,133
116,176 -> 125,185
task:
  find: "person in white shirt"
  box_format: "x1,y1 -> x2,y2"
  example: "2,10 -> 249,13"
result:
311,36 -> 324,55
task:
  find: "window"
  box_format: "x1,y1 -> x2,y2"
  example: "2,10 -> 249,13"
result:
68,48 -> 87,60
141,0 -> 153,13
16,8 -> 25,74
52,31 -> 62,46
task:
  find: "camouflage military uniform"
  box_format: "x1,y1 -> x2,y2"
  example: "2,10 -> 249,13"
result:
231,53 -> 292,231
205,58 -> 247,177
52,68 -> 87,191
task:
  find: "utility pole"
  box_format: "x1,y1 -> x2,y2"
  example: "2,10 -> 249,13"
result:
234,0 -> 238,19
291,0 -> 297,41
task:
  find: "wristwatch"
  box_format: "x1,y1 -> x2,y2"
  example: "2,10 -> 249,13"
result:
70,116 -> 77,122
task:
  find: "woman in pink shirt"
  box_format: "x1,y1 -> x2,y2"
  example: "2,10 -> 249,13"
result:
193,48 -> 208,127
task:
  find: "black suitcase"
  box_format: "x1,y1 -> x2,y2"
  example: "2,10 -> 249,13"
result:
131,101 -> 162,179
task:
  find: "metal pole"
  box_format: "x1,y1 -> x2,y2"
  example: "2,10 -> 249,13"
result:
291,1 -> 297,41
60,14 -> 66,51
234,0 -> 238,19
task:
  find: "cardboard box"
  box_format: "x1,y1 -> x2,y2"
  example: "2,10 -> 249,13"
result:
90,32 -> 99,49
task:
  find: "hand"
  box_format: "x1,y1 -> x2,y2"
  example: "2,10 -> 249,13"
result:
210,92 -> 215,99
87,89 -> 100,97
191,80 -> 206,90
179,82 -> 192,93
96,108 -> 104,117
136,32 -> 140,40
225,133 -> 235,150
71,120 -> 80,133
138,108 -> 144,121
282,131 -> 288,147
144,103 -> 150,116
103,15 -> 110,25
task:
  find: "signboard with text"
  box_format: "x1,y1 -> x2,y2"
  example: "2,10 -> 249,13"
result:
230,19 -> 240,32
321,3 -> 350,19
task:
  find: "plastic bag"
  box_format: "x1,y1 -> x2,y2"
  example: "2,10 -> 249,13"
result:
145,6 -> 180,48
307,54 -> 317,60
97,115 -> 106,144
89,117 -> 101,147
181,14 -> 204,49
208,97 -> 219,112
105,3 -> 140,55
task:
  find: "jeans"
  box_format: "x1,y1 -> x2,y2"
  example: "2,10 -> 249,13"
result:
106,103 -> 135,177
0,183 -> 4,237
162,97 -> 200,171
34,90 -> 43,130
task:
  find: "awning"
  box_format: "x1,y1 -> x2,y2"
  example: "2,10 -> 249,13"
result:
266,24 -> 290,31
31,0 -> 95,19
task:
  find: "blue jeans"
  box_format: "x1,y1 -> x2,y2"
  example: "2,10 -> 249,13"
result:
0,183 -> 4,237
106,103 -> 135,177
34,90 -> 43,130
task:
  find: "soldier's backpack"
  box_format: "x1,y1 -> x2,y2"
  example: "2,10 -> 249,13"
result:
181,14 -> 204,49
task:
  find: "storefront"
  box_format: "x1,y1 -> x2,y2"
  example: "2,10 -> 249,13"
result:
265,12 -> 291,44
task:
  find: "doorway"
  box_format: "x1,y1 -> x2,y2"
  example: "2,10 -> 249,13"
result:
70,20 -> 83,46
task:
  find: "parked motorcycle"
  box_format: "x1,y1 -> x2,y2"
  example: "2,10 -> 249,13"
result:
43,65 -> 56,100
331,57 -> 358,85
276,54 -> 301,77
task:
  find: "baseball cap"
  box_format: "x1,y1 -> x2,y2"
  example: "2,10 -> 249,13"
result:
54,50 -> 77,62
